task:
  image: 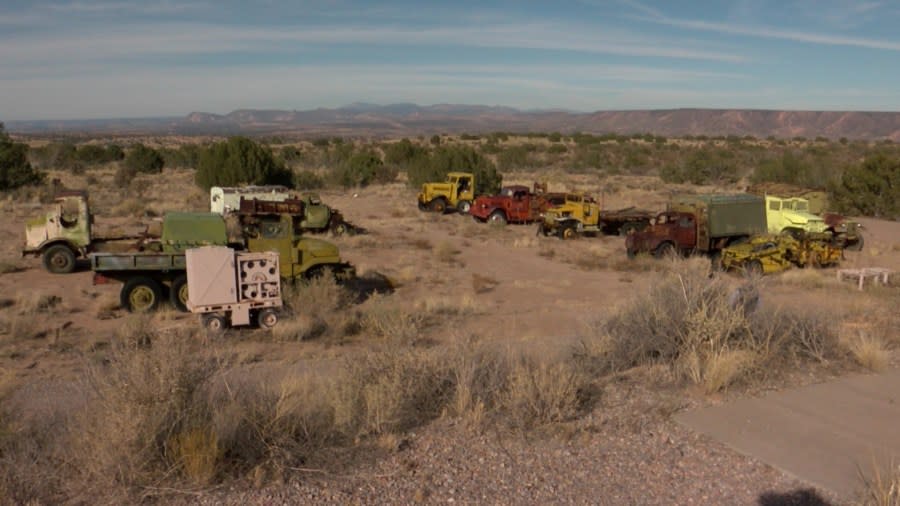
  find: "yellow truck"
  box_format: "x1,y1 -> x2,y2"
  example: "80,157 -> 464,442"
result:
417,172 -> 475,213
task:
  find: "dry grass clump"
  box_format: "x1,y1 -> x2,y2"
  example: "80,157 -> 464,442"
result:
498,355 -> 590,429
435,240 -> 462,263
331,349 -> 454,437
446,342 -> 594,430
70,330 -> 224,495
0,325 -> 597,502
777,268 -> 845,290
845,332 -> 891,372
273,276 -> 358,341
472,273 -> 499,293
360,293 -> 427,343
858,460 -> 900,506
590,257 -> 845,393
0,292 -> 62,341
359,293 -> 476,343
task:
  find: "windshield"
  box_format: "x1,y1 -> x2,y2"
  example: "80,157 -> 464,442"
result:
794,201 -> 808,211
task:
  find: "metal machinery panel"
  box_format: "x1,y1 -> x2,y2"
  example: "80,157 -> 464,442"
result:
236,251 -> 281,303
186,246 -> 238,307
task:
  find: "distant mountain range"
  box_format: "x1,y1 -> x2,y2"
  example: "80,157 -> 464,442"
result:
8,104 -> 900,140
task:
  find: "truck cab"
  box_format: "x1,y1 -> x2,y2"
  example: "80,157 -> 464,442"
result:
23,191 -> 93,273
765,196 -> 827,237
417,172 -> 475,213
625,211 -> 697,258
240,214 -> 354,280
470,184 -> 560,225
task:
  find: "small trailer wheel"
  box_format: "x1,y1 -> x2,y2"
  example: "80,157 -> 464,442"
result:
257,309 -> 278,329
202,314 -> 227,334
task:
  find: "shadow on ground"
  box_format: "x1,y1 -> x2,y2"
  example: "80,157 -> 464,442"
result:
758,488 -> 833,506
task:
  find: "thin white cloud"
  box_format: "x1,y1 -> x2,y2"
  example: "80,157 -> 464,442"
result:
614,0 -> 664,19
42,0 -> 209,14
643,15 -> 900,51
0,21 -> 746,67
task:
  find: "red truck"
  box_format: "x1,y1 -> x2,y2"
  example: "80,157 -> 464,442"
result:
469,184 -> 566,225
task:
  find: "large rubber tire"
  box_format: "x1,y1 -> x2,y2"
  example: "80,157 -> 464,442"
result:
42,244 -> 76,274
558,224 -> 578,240
781,228 -> 804,240
653,242 -> 676,259
457,200 -> 472,214
203,314 -> 227,334
429,199 -> 447,213
846,235 -> 864,252
488,210 -> 508,226
169,275 -> 189,312
331,221 -> 349,236
121,276 -> 163,313
257,308 -> 278,329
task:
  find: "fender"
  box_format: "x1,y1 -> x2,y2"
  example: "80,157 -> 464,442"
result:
25,239 -> 84,258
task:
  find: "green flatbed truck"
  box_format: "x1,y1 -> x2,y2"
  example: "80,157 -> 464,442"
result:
92,212 -> 354,312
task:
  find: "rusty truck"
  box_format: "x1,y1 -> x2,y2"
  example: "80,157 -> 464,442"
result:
22,191 -> 146,273
469,184 -> 566,225
625,194 -> 767,258
213,186 -> 356,235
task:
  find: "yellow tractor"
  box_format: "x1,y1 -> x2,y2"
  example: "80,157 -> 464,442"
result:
720,233 -> 843,276
417,172 -> 475,213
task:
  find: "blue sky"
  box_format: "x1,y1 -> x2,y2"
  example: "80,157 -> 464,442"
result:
2,0 -> 900,120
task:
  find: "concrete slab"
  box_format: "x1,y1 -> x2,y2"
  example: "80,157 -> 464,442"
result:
676,369 -> 900,499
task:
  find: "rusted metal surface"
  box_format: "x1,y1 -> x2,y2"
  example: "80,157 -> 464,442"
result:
627,194 -> 766,256
238,197 -> 304,216
470,185 -> 564,224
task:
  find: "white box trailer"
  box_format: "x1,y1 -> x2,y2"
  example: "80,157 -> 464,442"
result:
210,186 -> 291,215
185,246 -> 282,332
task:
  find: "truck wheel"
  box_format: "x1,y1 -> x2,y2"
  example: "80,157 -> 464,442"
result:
846,235 -> 864,251
121,276 -> 163,312
332,222 -> 348,235
781,228 -> 803,240
653,242 -> 676,259
257,308 -> 278,329
169,275 -> 189,312
488,210 -> 507,226
559,226 -> 578,240
42,245 -> 76,274
202,314 -> 227,334
429,199 -> 447,213
457,200 -> 472,214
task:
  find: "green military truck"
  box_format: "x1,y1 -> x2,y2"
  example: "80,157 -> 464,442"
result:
626,194 -> 767,258
92,211 -> 354,312
22,191 -> 145,274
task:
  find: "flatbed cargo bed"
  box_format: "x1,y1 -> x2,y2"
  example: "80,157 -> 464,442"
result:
90,251 -> 185,272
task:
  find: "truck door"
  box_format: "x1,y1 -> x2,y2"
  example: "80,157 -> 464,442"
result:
511,191 -> 527,219
676,214 -> 697,251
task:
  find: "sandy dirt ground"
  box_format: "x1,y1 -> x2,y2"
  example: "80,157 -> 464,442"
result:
1,169 -> 899,503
